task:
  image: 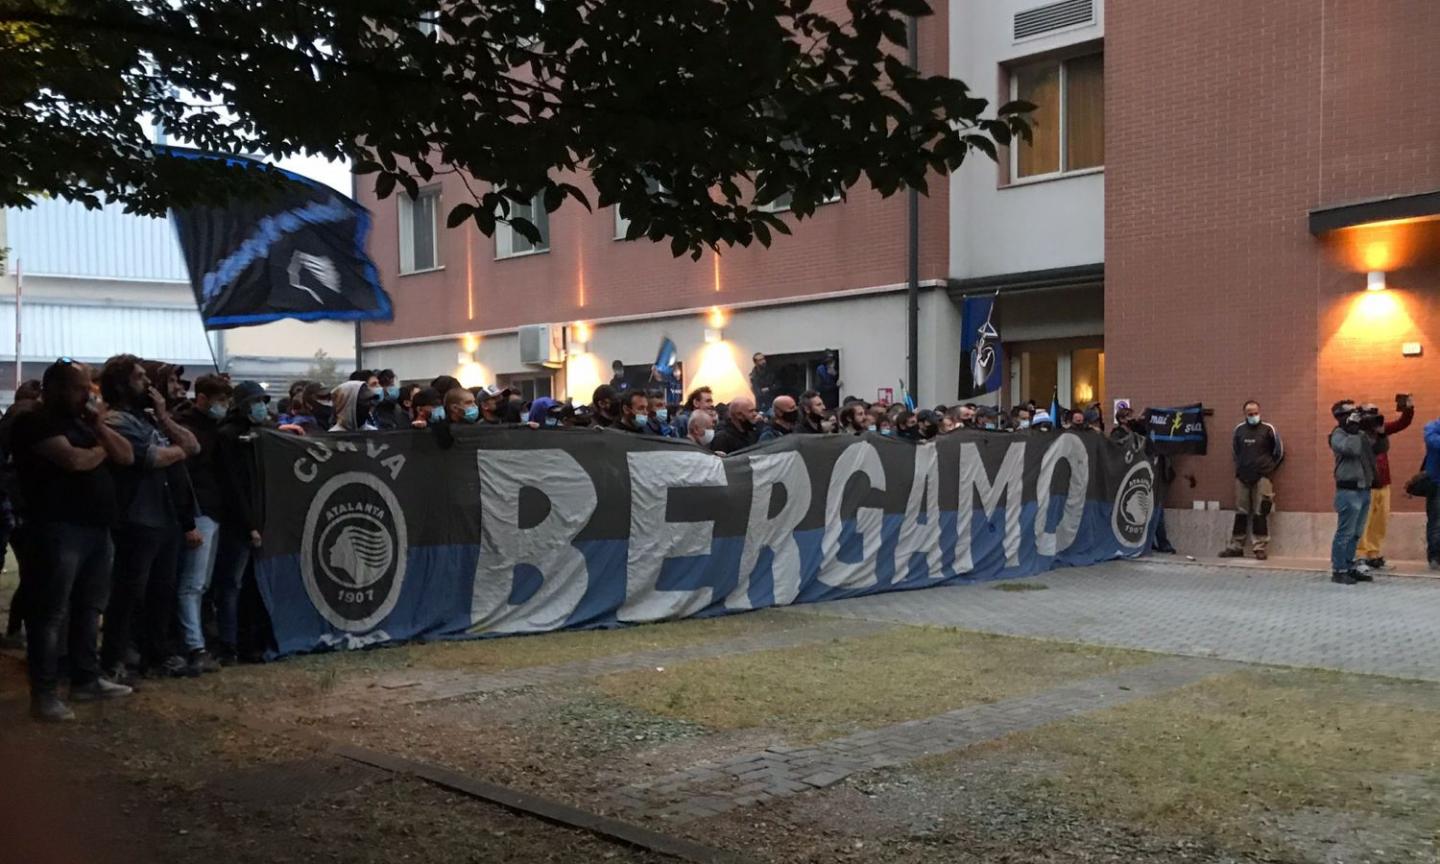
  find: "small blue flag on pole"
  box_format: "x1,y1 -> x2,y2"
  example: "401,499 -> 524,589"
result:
654,336 -> 678,374
1050,388 -> 1062,426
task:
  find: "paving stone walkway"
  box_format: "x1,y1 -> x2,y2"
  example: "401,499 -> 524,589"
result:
783,560 -> 1440,682
300,617 -> 894,717
610,657 -> 1235,823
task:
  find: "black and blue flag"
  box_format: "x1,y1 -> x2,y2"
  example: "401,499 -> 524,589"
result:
163,147 -> 393,330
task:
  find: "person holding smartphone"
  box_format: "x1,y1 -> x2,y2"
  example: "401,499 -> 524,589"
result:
1355,394 -> 1415,571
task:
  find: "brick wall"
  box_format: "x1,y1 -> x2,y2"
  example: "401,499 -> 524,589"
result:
359,1 -> 954,345
1106,0 -> 1440,516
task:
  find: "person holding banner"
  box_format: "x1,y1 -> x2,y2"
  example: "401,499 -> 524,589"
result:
1221,401 -> 1284,560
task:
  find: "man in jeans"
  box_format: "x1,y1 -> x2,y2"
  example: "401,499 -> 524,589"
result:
1220,400 -> 1284,560
98,354 -> 202,681
10,359 -> 135,721
173,374 -> 232,675
1329,400 -> 1376,585
1423,415 -> 1440,570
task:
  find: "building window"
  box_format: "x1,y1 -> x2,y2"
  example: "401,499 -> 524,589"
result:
398,187 -> 440,274
496,191 -> 550,258
1012,52 -> 1103,180
614,177 -> 666,240
497,373 -> 553,402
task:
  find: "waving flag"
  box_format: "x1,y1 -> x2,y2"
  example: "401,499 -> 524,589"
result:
654,336 -> 678,374
162,146 -> 393,330
958,292 -> 1004,399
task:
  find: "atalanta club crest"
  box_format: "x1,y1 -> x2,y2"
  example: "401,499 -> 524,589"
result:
1111,459 -> 1156,549
301,472 -> 408,632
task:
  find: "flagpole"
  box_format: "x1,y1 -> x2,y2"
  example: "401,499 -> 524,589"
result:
13,257 -> 22,392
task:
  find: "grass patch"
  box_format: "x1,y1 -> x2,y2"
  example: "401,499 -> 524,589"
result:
992,582 -> 1049,592
596,626 -> 1152,742
157,609 -> 814,711
962,667 -> 1440,856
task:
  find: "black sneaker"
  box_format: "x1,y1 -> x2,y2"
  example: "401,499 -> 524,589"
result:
1218,548 -> 1244,558
1332,571 -> 1357,585
70,677 -> 134,701
1352,567 -> 1374,582
158,655 -> 189,678
1367,557 -> 1387,570
186,650 -> 221,676
31,694 -> 76,723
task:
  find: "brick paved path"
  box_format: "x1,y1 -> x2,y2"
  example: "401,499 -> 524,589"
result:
610,658 -> 1235,823
785,560 -> 1440,682
302,617 -> 894,717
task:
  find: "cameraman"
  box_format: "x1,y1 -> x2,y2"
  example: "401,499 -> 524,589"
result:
1329,400 -> 1376,585
1356,396 -> 1414,570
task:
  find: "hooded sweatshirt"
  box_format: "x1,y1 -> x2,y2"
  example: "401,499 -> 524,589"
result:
329,381 -> 376,432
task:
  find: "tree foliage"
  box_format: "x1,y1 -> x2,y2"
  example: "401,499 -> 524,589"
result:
0,0 -> 1030,258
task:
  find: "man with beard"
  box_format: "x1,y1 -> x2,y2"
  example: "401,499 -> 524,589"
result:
98,355 -> 201,682
759,395 -> 801,442
711,396 -> 760,453
11,359 -> 135,720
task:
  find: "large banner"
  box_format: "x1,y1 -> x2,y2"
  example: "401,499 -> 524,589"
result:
253,428 -> 1157,655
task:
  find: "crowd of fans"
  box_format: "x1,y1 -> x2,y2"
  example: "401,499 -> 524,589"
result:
0,352 -> 1141,723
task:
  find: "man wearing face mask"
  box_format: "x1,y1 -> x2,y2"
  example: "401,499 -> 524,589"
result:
1329,399 -> 1376,585
1220,400 -> 1284,560
210,381 -> 271,664
712,396 -> 760,452
371,369 -> 409,430
172,374 -> 233,675
686,410 -> 717,449
895,410 -> 920,440
445,387 -> 481,425
590,384 -> 620,429
617,391 -> 651,434
644,390 -> 676,437
409,387 -> 444,428
759,395 -> 800,442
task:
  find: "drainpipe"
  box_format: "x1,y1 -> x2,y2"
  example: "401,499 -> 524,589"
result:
905,12 -> 921,404
351,170 -> 364,371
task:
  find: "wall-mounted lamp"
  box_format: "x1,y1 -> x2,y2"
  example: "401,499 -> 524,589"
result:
568,321 -> 592,357
1367,270 -> 1387,292
457,350 -> 475,365
704,328 -> 722,344
707,306 -> 727,329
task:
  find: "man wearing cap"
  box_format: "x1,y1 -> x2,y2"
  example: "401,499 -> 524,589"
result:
210,381 -> 272,663
477,386 -> 511,425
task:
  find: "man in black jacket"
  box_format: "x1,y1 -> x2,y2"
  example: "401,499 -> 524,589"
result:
749,353 -> 776,413
1220,400 -> 1284,560
711,396 -> 760,454
173,374 -> 232,675
210,381 -> 271,663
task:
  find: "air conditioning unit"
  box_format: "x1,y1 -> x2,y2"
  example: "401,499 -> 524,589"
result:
518,323 -> 564,368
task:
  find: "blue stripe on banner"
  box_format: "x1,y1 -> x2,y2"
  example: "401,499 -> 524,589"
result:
256,499 -> 1148,656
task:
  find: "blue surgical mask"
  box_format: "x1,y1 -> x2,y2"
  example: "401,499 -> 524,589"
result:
984,422 -> 996,431
544,417 -> 559,428
867,424 -> 877,433
462,405 -> 480,423
1246,414 -> 1261,426
1019,419 -> 1031,429
656,408 -> 669,423
384,386 -> 400,401
635,412 -> 650,426
369,386 -> 383,400
248,401 -> 268,424
207,402 -> 227,420
881,428 -> 895,437
430,405 -> 445,423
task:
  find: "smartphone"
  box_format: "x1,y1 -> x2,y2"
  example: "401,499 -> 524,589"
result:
1396,393 -> 1413,411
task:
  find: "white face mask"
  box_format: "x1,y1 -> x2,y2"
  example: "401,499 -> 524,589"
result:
701,429 -> 715,445
634,412 -> 650,426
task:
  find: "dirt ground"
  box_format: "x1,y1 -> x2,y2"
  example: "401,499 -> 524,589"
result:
2,584 -> 1436,864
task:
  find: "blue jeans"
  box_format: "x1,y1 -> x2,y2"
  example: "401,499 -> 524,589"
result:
176,516 -> 220,653
1331,489 -> 1371,573
26,522 -> 113,696
1425,487 -> 1440,563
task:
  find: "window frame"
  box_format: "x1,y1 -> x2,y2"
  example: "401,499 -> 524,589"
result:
495,190 -> 551,259
397,186 -> 442,275
1008,51 -> 1104,185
